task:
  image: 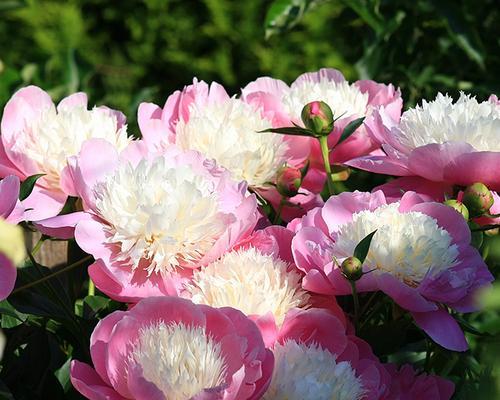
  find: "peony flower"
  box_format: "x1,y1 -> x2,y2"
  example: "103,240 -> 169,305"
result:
263,308 -> 391,400
0,175 -> 26,300
40,139 -> 258,302
70,296 -> 274,400
383,364 -> 454,400
242,68 -> 402,191
182,226 -> 345,346
0,86 -> 130,220
348,92 -> 500,191
291,190 -> 493,351
138,79 -> 320,221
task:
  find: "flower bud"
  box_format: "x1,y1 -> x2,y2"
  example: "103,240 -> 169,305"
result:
276,165 -> 302,198
301,101 -> 334,137
444,199 -> 469,220
462,182 -> 494,218
341,256 -> 363,281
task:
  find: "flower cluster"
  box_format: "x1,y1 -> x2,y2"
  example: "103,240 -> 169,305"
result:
1,68 -> 497,399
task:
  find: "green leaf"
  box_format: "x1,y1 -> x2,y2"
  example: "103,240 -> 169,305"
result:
258,126 -> 313,137
264,0 -> 318,39
338,117 -> 365,145
353,229 -> 377,264
0,0 -> 26,12
19,174 -> 45,201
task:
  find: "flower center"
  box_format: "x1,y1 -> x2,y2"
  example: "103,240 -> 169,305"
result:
94,157 -> 228,274
132,322 -> 227,399
263,340 -> 365,400
284,80 -> 369,122
175,98 -> 289,187
396,92 -> 500,151
12,105 -> 130,189
185,247 -> 309,326
334,203 -> 459,286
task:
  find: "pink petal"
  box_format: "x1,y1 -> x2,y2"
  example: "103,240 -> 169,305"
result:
376,273 -> 437,312
444,151 -> 500,190
291,68 -> 345,87
57,92 -> 88,112
70,361 -> 126,400
0,175 -> 20,219
278,308 -> 348,356
321,190 -> 387,234
34,211 -> 91,239
411,309 -> 468,351
407,142 -> 475,182
241,77 -> 289,99
90,310 -> 127,386
22,185 -> 67,221
410,202 -> 471,245
0,254 -> 16,301
346,155 -> 412,176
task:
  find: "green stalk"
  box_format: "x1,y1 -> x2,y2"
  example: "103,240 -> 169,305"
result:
350,280 -> 360,332
318,136 -> 335,196
88,279 -> 95,296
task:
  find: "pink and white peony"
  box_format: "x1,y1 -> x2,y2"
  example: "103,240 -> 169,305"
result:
182,226 -> 346,346
138,79 -> 321,221
349,92 -> 500,191
242,68 -> 402,191
70,296 -> 274,400
0,86 -> 130,220
42,139 -> 258,302
263,308 -> 391,400
291,190 -> 493,351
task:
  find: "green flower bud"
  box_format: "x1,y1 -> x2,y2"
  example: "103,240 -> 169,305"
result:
301,101 -> 334,137
276,165 -> 302,198
444,199 -> 469,220
462,182 -> 494,218
341,256 -> 363,282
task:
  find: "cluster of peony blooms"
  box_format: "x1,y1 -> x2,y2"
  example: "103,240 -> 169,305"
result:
1,68 -> 498,399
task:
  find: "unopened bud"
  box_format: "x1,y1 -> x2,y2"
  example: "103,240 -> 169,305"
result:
462,182 -> 494,218
276,166 -> 302,198
444,199 -> 469,220
341,256 -> 363,281
301,101 -> 334,137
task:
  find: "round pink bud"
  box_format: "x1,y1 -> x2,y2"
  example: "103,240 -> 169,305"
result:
463,182 -> 494,217
444,199 -> 469,220
341,256 -> 363,281
301,101 -> 334,137
276,165 -> 302,197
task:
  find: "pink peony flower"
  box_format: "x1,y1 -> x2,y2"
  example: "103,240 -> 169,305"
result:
0,86 -> 130,220
182,225 -> 345,346
263,308 -> 391,399
138,79 -> 321,221
70,296 -> 274,400
39,140 -> 258,302
242,68 -> 402,191
383,364 -> 454,400
291,190 -> 493,351
348,92 -> 500,191
0,175 -> 26,300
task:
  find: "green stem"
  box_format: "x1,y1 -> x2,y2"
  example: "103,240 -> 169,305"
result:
350,280 -> 360,332
88,279 -> 95,296
30,235 -> 46,257
11,255 -> 92,295
318,136 -> 335,196
273,197 -> 285,225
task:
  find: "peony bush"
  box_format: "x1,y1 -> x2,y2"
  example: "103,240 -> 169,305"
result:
0,68 -> 498,399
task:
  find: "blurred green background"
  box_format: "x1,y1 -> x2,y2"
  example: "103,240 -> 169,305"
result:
1,1 -> 499,398
1,0 -> 498,132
